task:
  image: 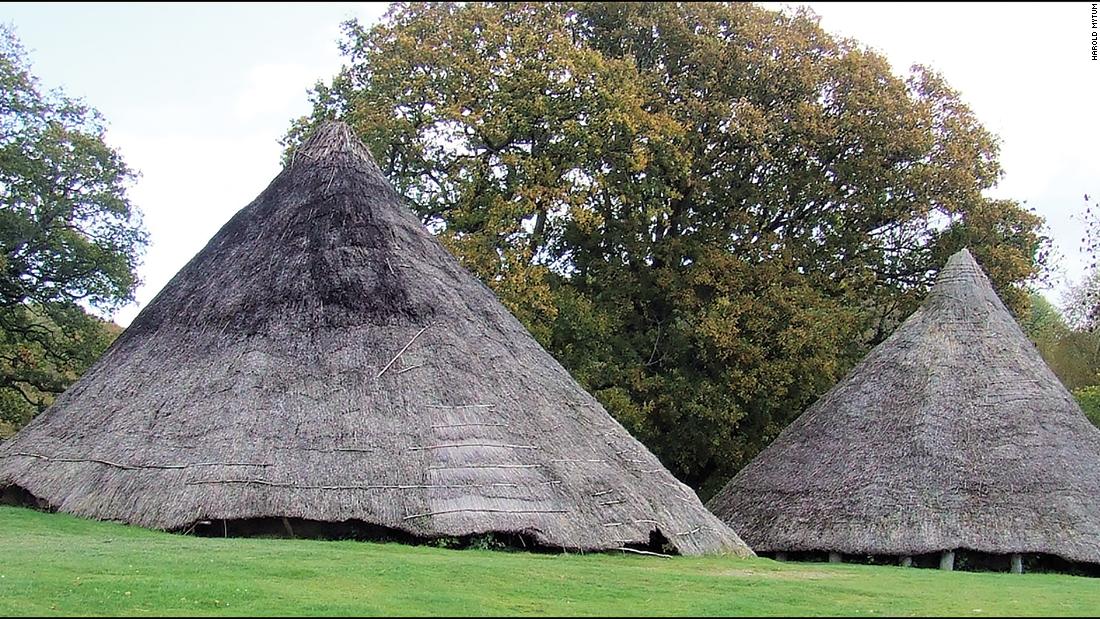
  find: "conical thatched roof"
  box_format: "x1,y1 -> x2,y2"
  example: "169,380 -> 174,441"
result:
708,249 -> 1100,563
0,122 -> 749,556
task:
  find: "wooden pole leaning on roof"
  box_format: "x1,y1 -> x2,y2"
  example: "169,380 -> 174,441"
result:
376,324 -> 430,379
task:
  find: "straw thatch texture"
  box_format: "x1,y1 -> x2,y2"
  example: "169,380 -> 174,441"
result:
0,122 -> 749,556
707,249 -> 1100,563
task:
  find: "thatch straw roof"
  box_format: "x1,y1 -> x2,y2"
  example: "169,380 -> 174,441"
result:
0,122 -> 749,556
707,249 -> 1100,563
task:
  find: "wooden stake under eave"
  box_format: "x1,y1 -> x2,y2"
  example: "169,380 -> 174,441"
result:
1010,553 -> 1023,574
940,550 -> 955,571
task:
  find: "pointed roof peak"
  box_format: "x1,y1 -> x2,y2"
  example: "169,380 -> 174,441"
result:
925,247 -> 1003,312
941,247 -> 983,277
293,121 -> 382,172
948,246 -> 976,265
938,247 -> 983,279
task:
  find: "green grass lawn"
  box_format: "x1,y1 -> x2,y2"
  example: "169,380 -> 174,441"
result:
0,506 -> 1097,616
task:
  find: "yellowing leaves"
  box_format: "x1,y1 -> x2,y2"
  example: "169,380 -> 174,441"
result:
297,1 -> 1046,497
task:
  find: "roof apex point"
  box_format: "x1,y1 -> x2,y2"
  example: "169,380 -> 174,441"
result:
949,246 -> 976,264
927,246 -> 998,305
293,121 -> 380,168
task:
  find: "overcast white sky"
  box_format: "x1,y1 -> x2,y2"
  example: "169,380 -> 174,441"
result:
2,2 -> 1096,325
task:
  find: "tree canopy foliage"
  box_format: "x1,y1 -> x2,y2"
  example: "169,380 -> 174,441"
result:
1023,292 -> 1097,386
288,2 -> 1049,496
0,24 -> 144,434
1037,193 -> 1100,426
1021,292 -> 1100,429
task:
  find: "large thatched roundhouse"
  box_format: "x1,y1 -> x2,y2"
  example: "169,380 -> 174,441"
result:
0,122 -> 749,556
707,249 -> 1100,569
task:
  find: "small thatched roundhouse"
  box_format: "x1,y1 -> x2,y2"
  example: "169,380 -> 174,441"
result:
0,122 -> 749,556
707,249 -> 1100,568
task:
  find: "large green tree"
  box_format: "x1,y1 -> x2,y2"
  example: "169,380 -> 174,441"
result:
290,2 -> 1048,496
0,24 -> 145,434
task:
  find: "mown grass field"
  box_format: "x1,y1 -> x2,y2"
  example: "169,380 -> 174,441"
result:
1,506 -> 1097,616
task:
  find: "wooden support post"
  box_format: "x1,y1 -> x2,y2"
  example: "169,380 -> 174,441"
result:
1010,553 -> 1023,574
774,552 -> 787,562
828,552 -> 842,563
282,517 -> 295,538
940,550 -> 955,571
900,556 -> 913,567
